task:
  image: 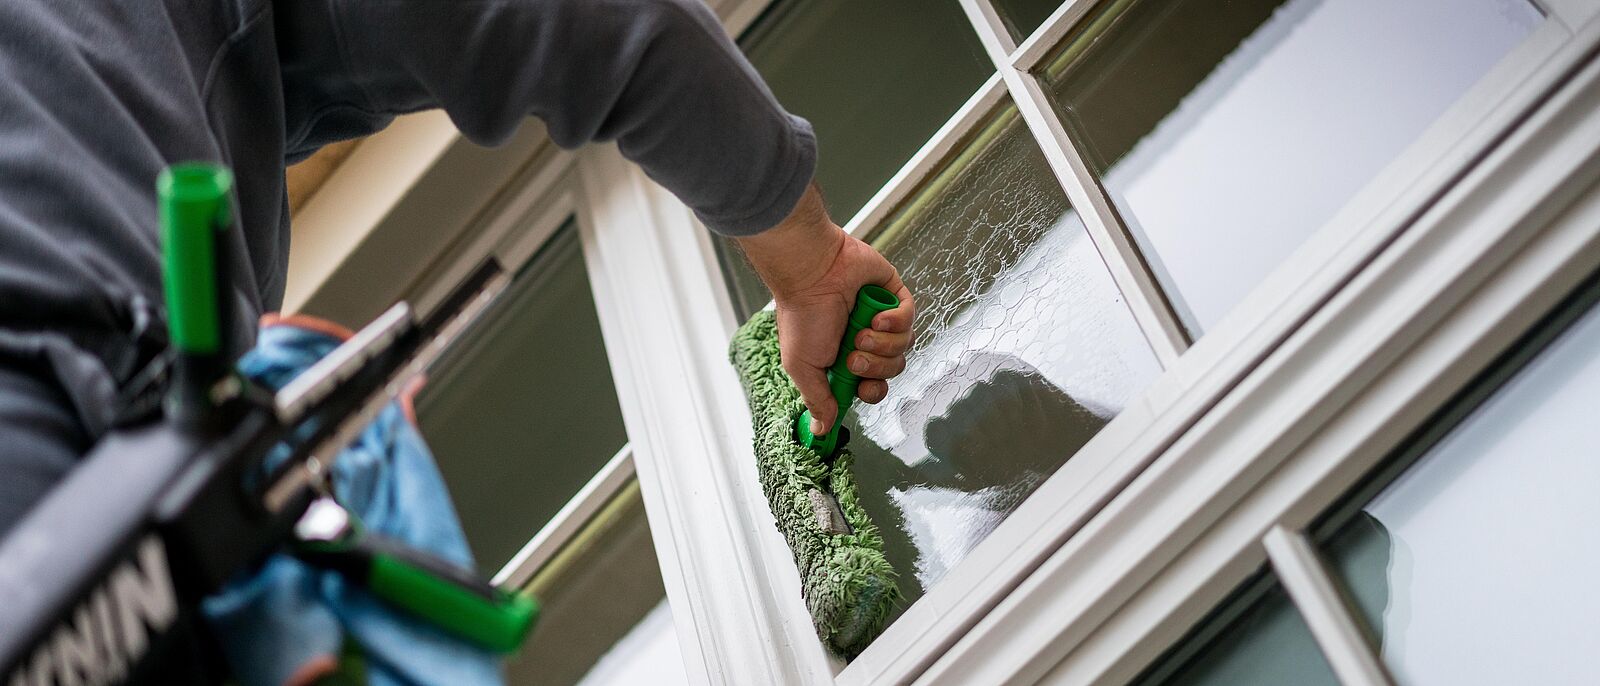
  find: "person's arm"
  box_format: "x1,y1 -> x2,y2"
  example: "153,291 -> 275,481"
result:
280,0 -> 912,423
736,185 -> 914,435
282,0 -> 814,235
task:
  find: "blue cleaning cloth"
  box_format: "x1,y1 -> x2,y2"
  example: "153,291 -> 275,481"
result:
201,321 -> 503,686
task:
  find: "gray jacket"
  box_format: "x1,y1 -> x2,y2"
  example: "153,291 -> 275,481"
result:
0,0 -> 814,420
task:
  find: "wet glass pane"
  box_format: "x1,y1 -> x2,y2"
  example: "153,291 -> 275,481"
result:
1319,280 -> 1600,685
715,0 -> 995,320
416,223 -> 628,570
993,0 -> 1069,44
1135,573 -> 1338,686
846,101 -> 1161,615
1042,0 -> 1543,333
507,483 -> 686,686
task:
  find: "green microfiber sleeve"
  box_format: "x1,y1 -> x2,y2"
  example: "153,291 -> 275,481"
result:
729,309 -> 900,658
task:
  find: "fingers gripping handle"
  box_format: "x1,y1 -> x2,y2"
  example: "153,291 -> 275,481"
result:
796,285 -> 900,457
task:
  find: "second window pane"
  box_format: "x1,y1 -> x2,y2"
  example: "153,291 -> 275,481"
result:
848,101 -> 1160,617
1318,276 -> 1600,685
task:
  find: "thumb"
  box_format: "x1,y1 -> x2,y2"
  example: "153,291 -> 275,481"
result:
788,361 -> 837,435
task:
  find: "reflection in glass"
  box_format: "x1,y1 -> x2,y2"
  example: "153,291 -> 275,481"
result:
1043,0 -> 1542,332
715,0 -> 994,320
1320,281 -> 1600,685
847,102 -> 1160,612
507,483 -> 686,686
1136,574 -> 1339,685
417,224 -> 628,570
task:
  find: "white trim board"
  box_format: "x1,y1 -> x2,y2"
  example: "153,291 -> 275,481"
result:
575,144 -> 837,685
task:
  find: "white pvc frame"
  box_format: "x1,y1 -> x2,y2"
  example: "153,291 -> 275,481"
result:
919,20 -> 1600,683
347,0 -> 1600,684
851,3 -> 1590,684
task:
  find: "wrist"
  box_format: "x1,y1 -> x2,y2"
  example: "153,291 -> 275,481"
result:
736,184 -> 845,298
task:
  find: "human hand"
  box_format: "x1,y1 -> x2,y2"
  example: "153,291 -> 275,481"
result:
735,185 -> 915,435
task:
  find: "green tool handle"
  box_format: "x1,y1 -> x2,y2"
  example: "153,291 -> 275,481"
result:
299,535 -> 539,654
796,285 -> 901,457
157,163 -> 235,421
364,538 -> 539,654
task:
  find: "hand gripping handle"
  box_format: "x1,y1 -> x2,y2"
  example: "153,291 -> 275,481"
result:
796,285 -> 900,457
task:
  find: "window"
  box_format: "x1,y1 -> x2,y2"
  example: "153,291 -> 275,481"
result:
1041,0 -> 1544,332
506,483 -> 687,686
310,0 -> 1596,680
417,224 -> 628,569
680,0 -> 1589,678
1136,573 -> 1337,686
1313,277 -> 1600,685
403,207 -> 681,685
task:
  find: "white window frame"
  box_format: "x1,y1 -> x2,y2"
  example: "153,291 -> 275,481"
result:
917,27 -> 1600,683
290,1 -> 1600,683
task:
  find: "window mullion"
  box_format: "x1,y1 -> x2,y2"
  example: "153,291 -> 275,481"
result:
1262,526 -> 1396,686
1010,0 -> 1099,71
955,0 -> 1019,58
957,0 -> 1190,365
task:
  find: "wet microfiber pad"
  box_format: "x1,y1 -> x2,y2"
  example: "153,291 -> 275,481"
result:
729,309 -> 900,657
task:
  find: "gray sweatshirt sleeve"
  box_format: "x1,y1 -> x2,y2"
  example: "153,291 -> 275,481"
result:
304,0 -> 816,236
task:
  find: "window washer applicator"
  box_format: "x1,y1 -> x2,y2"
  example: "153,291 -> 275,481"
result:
728,286 -> 902,658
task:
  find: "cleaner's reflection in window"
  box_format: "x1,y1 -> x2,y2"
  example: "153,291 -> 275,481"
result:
852,358 -> 1106,598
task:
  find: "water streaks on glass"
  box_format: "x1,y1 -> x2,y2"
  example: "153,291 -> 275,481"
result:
844,101 -> 1160,614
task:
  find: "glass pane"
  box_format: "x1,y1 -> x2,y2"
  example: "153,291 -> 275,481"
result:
993,0 -> 1069,44
1136,574 -> 1338,686
1042,0 -> 1543,333
715,0 -> 995,320
848,101 -> 1161,617
416,223 -> 628,570
507,482 -> 687,686
1319,279 -> 1600,685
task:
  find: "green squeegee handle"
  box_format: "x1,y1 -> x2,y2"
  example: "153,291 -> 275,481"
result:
299,533 -> 539,654
796,284 -> 901,457
157,163 -> 235,422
